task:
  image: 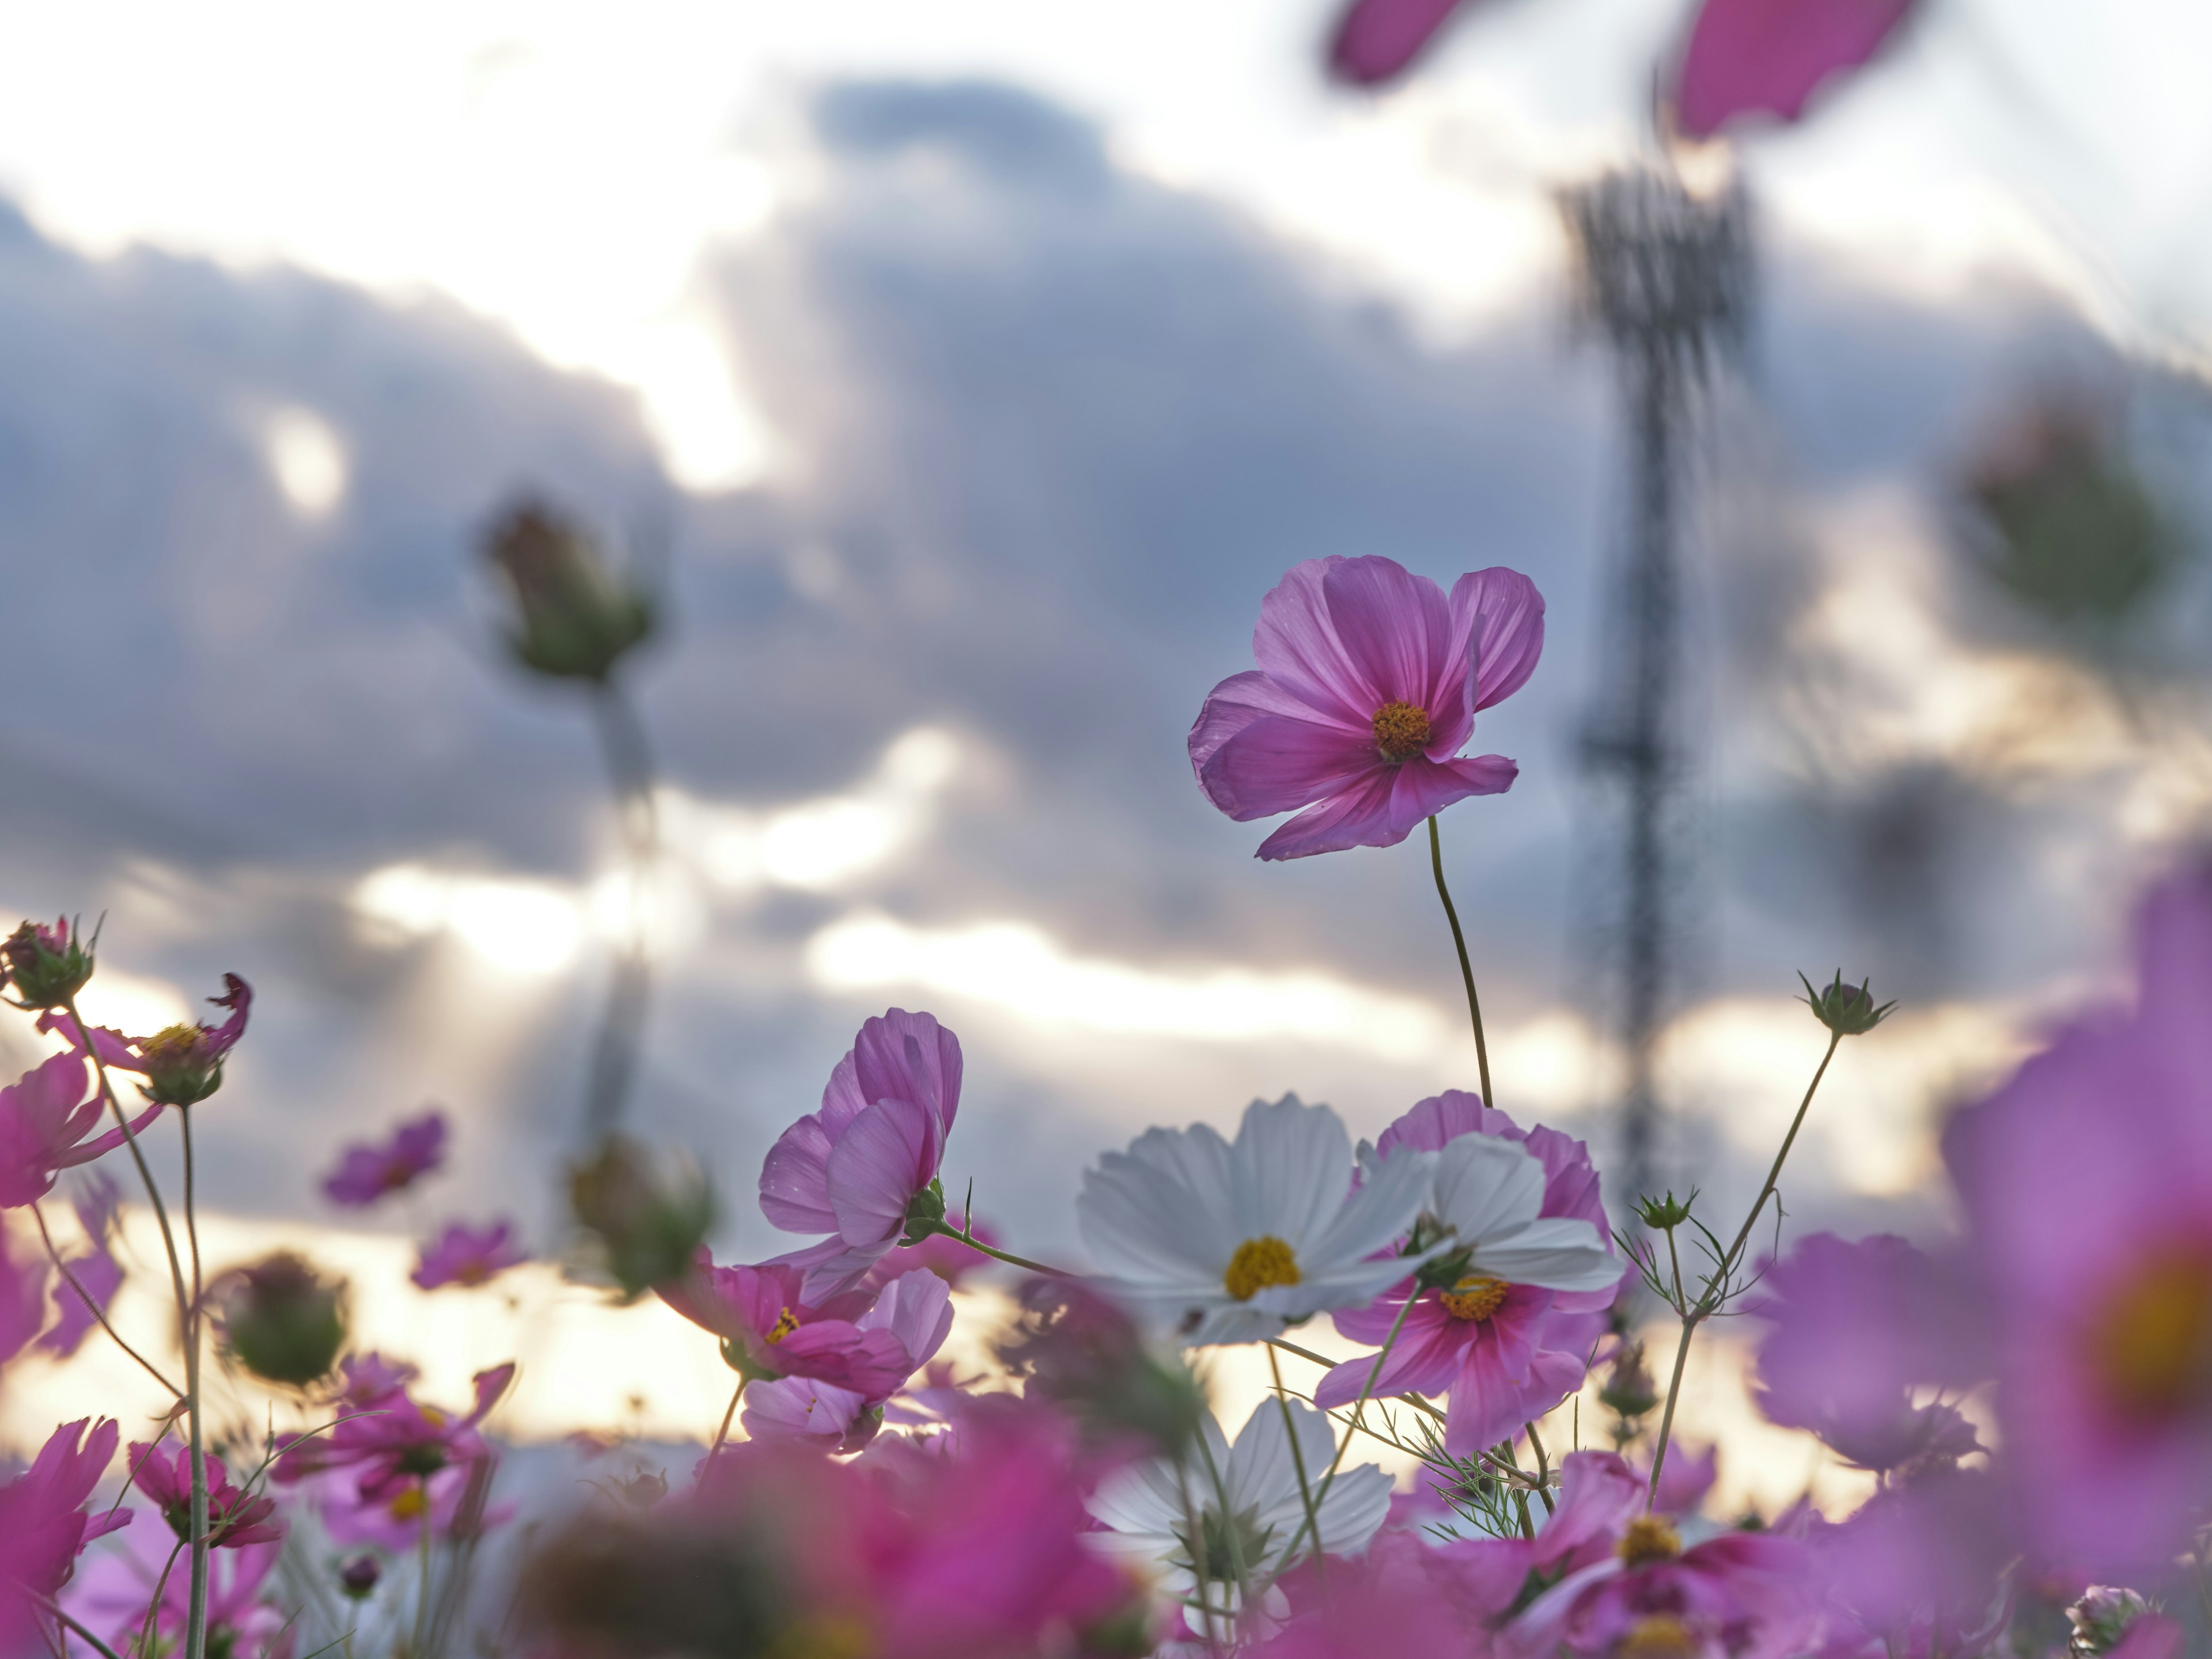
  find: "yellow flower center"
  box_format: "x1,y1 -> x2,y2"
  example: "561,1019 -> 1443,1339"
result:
2089,1247 -> 2212,1423
1616,1515 -> 1681,1567
1438,1275 -> 1510,1321
1618,1615 -> 1699,1659
766,1306 -> 801,1344
769,1615 -> 874,1659
1371,701 -> 1432,763
389,1484 -> 429,1521
142,1023 -> 203,1063
1222,1237 -> 1301,1302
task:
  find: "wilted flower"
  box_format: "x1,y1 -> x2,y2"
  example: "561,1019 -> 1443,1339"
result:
1188,556 -> 1541,859
1670,0 -> 1918,140
1078,1094 -> 1437,1346
213,1252 -> 349,1387
0,1051 -> 158,1210
135,974 -> 253,1107
744,1270 -> 956,1453
569,1134 -> 715,1299
482,499 -> 655,684
2,918 -> 94,1009
998,1278 -> 1207,1460
1599,1339 -> 1660,1436
759,1009 -> 965,1296
40,1176 -> 123,1359
128,1443 -> 283,1548
322,1109 -> 447,1206
411,1218 -> 528,1289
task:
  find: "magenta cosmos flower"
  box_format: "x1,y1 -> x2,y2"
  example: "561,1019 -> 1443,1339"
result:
1315,1091 -> 1616,1455
1190,556 -> 1542,860
1,1226 -> 44,1367
128,1443 -> 283,1548
41,1176 -> 123,1359
1507,1514 -> 1816,1659
411,1219 -> 528,1290
1325,0 -> 1474,86
1671,0 -> 1918,139
323,1109 -> 447,1206
0,1051 -> 159,1209
301,1363 -> 514,1507
0,1418 -> 132,1616
759,1009 -> 964,1294
39,972 -> 252,1108
744,1269 -> 957,1453
660,1251 -> 918,1395
1941,860 -> 2212,1578
66,1531 -> 287,1659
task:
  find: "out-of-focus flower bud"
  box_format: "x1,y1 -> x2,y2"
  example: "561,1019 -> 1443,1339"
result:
568,1136 -> 715,1300
483,501 -> 655,684
2070,1588 -> 2153,1658
338,1554 -> 381,1599
997,1279 -> 1205,1461
213,1252 -> 349,1387
2,917 -> 93,1010
1600,1339 -> 1659,1435
1798,970 -> 1894,1038
608,1469 -> 669,1511
1636,1191 -> 1695,1232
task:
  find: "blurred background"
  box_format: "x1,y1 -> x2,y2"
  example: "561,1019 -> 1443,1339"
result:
5,0 -> 2212,1504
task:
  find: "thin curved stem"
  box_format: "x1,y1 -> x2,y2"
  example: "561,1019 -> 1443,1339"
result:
412,1479 -> 437,1659
1279,1290 -> 1418,1563
1523,1417 -> 1556,1516
31,1201 -> 181,1396
39,1600 -> 130,1659
914,1219 -> 1070,1278
1427,816 -> 1493,1108
710,1378 -> 747,1455
1266,1343 -> 1327,1589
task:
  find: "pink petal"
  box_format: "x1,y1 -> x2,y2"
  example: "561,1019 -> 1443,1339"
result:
826,1097 -> 944,1251
1672,0 -> 1918,140
1188,669 -> 1362,781
849,1010 -> 963,1138
759,1116 -> 842,1236
775,1322 -> 914,1396
1319,555 -> 1455,713
1328,0 -> 1469,86
1198,714 -> 1382,821
1449,566 -> 1546,714
1253,768 -> 1400,861
1251,557 -> 1388,722
40,1242 -> 120,1357
60,1101 -> 165,1171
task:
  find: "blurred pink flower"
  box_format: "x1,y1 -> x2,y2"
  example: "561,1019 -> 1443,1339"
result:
309,1362 -> 513,1506
0,1225 -> 46,1367
1806,1467 -> 2014,1659
745,1270 -> 957,1452
1642,1442 -> 1719,1518
128,1442 -> 283,1548
322,1109 -> 447,1206
411,1218 -> 527,1289
1326,0 -> 1472,87
759,1009 -> 964,1290
67,1528 -> 289,1659
1942,859 -> 2212,1578
659,1252 -> 915,1394
0,1051 -> 158,1208
1507,1515 -> 1816,1659
0,1418 -> 132,1618
1316,1092 -> 1612,1454
41,1176 -> 123,1358
1189,556 -> 1540,859
1671,0 -> 1918,139
1249,1554 -> 1477,1659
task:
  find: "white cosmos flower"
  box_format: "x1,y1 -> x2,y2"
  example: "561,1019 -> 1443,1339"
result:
1078,1094 -> 1436,1346
1411,1134 -> 1622,1293
1085,1397 -> 1391,1635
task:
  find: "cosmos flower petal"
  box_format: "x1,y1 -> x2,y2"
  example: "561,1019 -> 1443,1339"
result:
1307,1142 -> 1434,1266
1199,715 -> 1384,822
826,1097 -> 944,1251
1467,1218 -> 1621,1292
1226,1096 -> 1354,1247
1252,767 -> 1405,861
1252,556 -> 1385,718
1327,0 -> 1468,86
1078,1124 -> 1239,1284
759,1116 -> 843,1236
1430,1134 -> 1547,1241
1189,669 -> 1365,783
1454,566 -> 1547,714
1319,555 -> 1455,711
1672,0 -> 1917,139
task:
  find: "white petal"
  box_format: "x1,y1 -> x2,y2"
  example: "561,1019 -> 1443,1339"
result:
1303,1141 -> 1432,1271
1469,1217 -> 1624,1292
1313,1461 -> 1393,1558
1225,1095 -> 1352,1248
1431,1134 -> 1546,1244
1079,1123 -> 1238,1283
1225,1396 -> 1335,1517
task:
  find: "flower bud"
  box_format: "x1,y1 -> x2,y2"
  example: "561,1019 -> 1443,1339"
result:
568,1137 -> 715,1300
899,1179 -> 947,1245
338,1554 -> 381,1599
213,1252 -> 349,1387
608,1469 -> 669,1512
1600,1339 -> 1659,1428
2069,1588 -> 2152,1659
1798,970 -> 1894,1038
2,917 -> 93,1010
1636,1191 -> 1695,1232
482,501 -> 655,684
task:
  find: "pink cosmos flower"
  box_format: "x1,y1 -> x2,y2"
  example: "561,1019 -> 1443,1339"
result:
758,1010 -> 964,1292
411,1219 -> 528,1289
1506,1514 -> 1816,1659
1315,1091 -> 1613,1455
1671,0 -> 1918,139
1326,0 -> 1473,86
744,1270 -> 956,1452
1189,556 -> 1541,859
67,1529 -> 289,1659
0,1050 -> 158,1208
308,1363 -> 514,1506
41,974 -> 253,1109
322,1110 -> 447,1206
660,1251 -> 918,1393
1941,859 -> 2212,1578
41,1176 -> 123,1358
0,1226 -> 46,1367
1248,1556 -> 1478,1659
128,1442 -> 283,1548
0,1418 -> 133,1619
1806,1466 -> 2014,1659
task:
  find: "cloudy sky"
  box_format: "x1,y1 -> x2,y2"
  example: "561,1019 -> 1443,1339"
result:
2,0 -> 2211,1304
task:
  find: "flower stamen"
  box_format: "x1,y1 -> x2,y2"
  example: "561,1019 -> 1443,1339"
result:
2090,1248 -> 2212,1423
1222,1237 -> 1301,1302
1616,1515 -> 1681,1567
1370,701 -> 1431,763
766,1307 -> 801,1344
1438,1275 -> 1510,1321
1619,1614 -> 1698,1659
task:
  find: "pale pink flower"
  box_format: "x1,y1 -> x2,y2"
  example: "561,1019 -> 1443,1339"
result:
411,1219 -> 527,1289
658,1252 -> 915,1393
744,1270 -> 956,1452
322,1109 -> 446,1206
1671,0 -> 1918,139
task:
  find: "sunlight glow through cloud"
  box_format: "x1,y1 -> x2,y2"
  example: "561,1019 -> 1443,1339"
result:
353,865 -> 584,974
263,404 -> 348,516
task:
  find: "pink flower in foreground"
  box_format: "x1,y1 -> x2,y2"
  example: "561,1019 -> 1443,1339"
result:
1326,0 -> 1472,88
1671,0 -> 1918,139
1189,556 -> 1541,859
1316,1092 -> 1615,1455
1806,1466 -> 2014,1659
660,1252 -> 916,1394
41,1176 -> 123,1358
323,1109 -> 447,1206
744,1270 -> 957,1452
1508,1515 -> 1816,1659
411,1219 -> 527,1289
0,1051 -> 158,1209
67,1528 -> 287,1659
128,1443 -> 283,1548
0,1419 -> 132,1612
1942,859 -> 2212,1577
0,1226 -> 46,1367
759,1010 -> 964,1293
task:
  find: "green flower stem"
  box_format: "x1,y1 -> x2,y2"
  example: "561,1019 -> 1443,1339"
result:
30,1200 -> 181,1396
1715,1030 -> 1843,1283
1267,1342 -> 1328,1590
412,1478 -> 436,1659
1427,816 -> 1494,1109
1522,1418 -> 1556,1516
912,1218 -> 1070,1278
710,1378 -> 748,1454
1279,1289 -> 1418,1565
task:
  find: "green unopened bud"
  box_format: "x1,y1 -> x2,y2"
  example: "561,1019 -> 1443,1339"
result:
569,1136 -> 715,1300
1636,1191 -> 1695,1232
1599,1339 -> 1658,1424
483,501 -> 655,684
1798,971 -> 1895,1038
900,1179 -> 948,1245
139,1025 -> 225,1107
214,1252 -> 349,1387
3,917 -> 94,1010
